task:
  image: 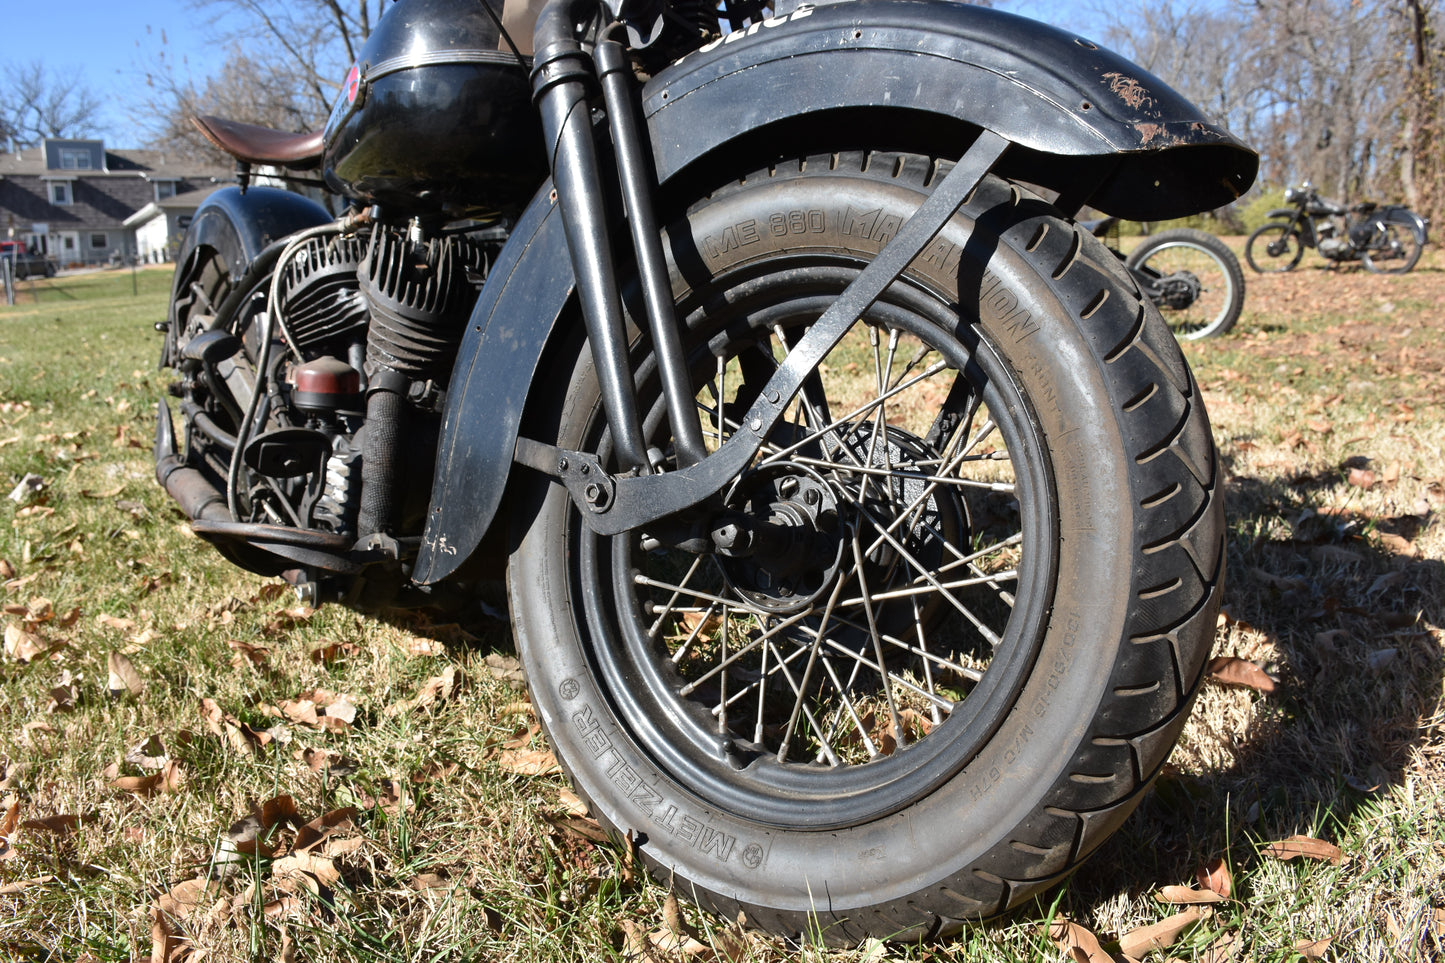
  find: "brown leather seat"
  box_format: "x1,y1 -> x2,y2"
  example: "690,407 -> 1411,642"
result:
192,114 -> 325,171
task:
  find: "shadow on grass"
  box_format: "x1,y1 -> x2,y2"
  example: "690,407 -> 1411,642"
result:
1065,456 -> 1443,905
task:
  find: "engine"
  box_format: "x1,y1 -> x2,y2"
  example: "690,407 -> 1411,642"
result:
243,224 -> 493,561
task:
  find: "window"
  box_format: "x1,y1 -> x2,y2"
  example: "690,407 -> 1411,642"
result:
49,182 -> 72,206
59,149 -> 93,170
154,181 -> 178,201
89,233 -> 108,250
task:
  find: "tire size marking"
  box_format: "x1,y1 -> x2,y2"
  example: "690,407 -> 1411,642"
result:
769,209 -> 827,237
704,218 -> 762,260
571,701 -> 761,870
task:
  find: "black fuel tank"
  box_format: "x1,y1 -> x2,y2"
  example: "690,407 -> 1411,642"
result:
322,0 -> 547,218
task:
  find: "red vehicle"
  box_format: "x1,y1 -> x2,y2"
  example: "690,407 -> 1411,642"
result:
0,240 -> 56,279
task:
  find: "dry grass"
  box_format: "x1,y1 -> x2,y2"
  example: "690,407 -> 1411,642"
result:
0,248 -> 1442,962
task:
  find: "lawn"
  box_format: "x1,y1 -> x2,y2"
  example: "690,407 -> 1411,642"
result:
0,252 -> 1441,962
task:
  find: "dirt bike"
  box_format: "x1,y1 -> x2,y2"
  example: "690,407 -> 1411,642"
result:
1089,217 -> 1246,339
1246,182 -> 1428,274
154,0 -> 1256,943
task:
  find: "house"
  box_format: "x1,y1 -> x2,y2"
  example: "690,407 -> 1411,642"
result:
125,186 -> 227,264
0,138 -> 232,268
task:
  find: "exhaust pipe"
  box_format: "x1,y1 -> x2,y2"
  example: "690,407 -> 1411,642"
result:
154,400 -> 231,523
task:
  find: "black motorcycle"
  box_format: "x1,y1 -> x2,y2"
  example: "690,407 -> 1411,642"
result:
1090,218 -> 1246,339
155,0 -> 1255,943
1246,182 -> 1428,274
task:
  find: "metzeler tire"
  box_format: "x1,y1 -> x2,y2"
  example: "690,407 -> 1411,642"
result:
507,152 -> 1224,944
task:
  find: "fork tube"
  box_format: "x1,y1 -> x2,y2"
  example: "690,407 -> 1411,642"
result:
532,0 -> 650,472
597,37 -> 708,467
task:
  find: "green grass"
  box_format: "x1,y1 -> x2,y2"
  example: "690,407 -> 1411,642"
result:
1,254 -> 1442,962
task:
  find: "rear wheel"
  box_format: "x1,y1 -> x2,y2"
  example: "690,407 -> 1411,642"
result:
1245,222 -> 1305,272
1126,228 -> 1245,339
1361,219 -> 1424,274
508,152 -> 1223,943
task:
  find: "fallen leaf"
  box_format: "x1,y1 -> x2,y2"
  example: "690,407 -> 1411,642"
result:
309,641 -> 359,665
227,639 -> 270,669
1196,857 -> 1233,898
4,623 -> 47,662
124,735 -> 170,771
294,807 -> 358,854
21,814 -> 86,834
1157,885 -> 1224,904
1207,657 -> 1277,693
0,874 -> 55,895
273,851 -> 341,888
1294,937 -> 1332,958
1047,918 -> 1113,963
1263,834 -> 1342,864
1346,467 -> 1376,489
1118,907 -> 1208,959
496,747 -> 560,776
111,759 -> 185,797
0,799 -> 19,860
107,651 -> 144,699
484,652 -> 526,687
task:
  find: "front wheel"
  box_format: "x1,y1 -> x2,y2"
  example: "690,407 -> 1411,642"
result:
1245,222 -> 1305,273
1126,228 -> 1246,339
508,153 -> 1223,943
1361,219 -> 1424,274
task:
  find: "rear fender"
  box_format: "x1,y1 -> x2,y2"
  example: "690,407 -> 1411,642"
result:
1382,206 -> 1429,244
414,0 -> 1259,584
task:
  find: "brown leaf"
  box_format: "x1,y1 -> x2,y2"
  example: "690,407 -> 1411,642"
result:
1263,835 -> 1342,864
107,651 -> 144,699
1378,532 -> 1420,558
294,807 -> 358,854
111,760 -> 185,797
1294,937 -> 1332,958
1118,907 -> 1207,959
1196,857 -> 1233,898
309,641 -> 359,665
258,796 -> 300,834
1156,885 -> 1224,904
273,851 -> 341,888
227,639 -> 270,669
0,799 -> 19,861
0,874 -> 55,895
484,652 -> 526,687
410,872 -> 451,891
4,623 -> 47,662
1207,656 -> 1277,693
496,747 -> 560,776
1047,918 -> 1114,963
1346,466 -> 1377,489
21,814 -> 86,834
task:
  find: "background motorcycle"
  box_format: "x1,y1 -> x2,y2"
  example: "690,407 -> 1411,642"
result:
1090,217 -> 1246,339
1246,182 -> 1428,274
155,0 -> 1256,943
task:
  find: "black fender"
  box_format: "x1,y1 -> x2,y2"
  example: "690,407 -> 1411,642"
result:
164,186 -> 333,365
414,0 -> 1258,584
174,186 -> 332,274
1381,205 -> 1429,244
1265,208 -> 1299,220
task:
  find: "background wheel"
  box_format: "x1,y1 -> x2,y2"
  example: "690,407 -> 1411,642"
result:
1245,222 -> 1304,272
508,152 -> 1224,944
1126,228 -> 1245,339
1361,219 -> 1424,274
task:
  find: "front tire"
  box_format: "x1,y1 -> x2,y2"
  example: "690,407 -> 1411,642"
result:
508,153 -> 1223,943
1245,222 -> 1305,273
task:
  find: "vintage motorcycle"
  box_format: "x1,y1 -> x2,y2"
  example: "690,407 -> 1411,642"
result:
1245,182 -> 1428,274
1089,218 -> 1246,339
155,0 -> 1255,943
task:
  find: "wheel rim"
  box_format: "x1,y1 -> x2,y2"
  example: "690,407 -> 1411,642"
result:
1249,226 -> 1301,272
573,259 -> 1058,830
1135,240 -> 1237,339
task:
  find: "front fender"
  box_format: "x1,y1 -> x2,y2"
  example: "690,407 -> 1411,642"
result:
414,0 -> 1258,584
1265,208 -> 1298,220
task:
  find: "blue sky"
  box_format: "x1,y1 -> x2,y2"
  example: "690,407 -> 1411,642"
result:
3,0 -> 1104,147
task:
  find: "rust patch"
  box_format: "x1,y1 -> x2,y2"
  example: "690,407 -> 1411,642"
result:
1136,122 -> 1163,145
1101,71 -> 1156,111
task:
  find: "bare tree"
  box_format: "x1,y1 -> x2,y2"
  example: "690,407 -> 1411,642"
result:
1,61 -> 105,147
